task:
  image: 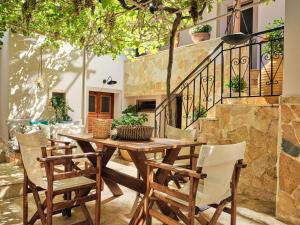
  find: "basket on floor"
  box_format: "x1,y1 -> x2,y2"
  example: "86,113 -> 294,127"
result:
92,119 -> 112,139
116,125 -> 154,141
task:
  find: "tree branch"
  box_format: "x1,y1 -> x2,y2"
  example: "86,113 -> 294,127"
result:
182,2 -> 207,20
166,13 -> 182,125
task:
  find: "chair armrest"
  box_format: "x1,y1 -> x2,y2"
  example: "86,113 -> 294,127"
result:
146,160 -> 206,179
48,138 -> 71,145
37,152 -> 101,162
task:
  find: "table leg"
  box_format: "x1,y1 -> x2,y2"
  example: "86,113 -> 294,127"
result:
77,141 -> 123,197
129,148 -> 181,225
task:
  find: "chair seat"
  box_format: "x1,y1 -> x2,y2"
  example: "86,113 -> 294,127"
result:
40,176 -> 95,191
158,179 -> 229,207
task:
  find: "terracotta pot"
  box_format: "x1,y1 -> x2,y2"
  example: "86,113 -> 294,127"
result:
191,32 -> 210,43
259,56 -> 284,96
120,149 -> 132,161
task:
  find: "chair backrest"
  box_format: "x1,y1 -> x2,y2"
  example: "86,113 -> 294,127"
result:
165,125 -> 197,142
16,131 -> 47,188
196,142 -> 246,206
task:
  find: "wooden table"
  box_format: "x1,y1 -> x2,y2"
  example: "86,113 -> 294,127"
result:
59,133 -> 204,225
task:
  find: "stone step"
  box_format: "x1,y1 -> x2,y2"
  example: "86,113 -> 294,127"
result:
0,163 -> 23,200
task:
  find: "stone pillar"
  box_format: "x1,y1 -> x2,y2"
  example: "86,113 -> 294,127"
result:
277,1 -> 300,224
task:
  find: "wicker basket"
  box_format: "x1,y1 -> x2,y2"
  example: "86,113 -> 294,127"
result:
92,119 -> 112,139
116,125 -> 154,141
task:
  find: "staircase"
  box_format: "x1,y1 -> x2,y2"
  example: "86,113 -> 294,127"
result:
155,26 -> 284,137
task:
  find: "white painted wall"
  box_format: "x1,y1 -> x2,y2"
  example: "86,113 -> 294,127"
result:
0,32 -> 125,140
257,0 -> 285,32
282,0 -> 300,96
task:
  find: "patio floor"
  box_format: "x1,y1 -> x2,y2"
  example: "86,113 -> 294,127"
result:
0,159 -> 287,225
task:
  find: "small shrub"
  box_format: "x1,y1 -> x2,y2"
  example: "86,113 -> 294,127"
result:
194,105 -> 207,120
191,24 -> 212,34
51,96 -> 73,122
113,105 -> 148,128
225,75 -> 247,93
262,18 -> 284,57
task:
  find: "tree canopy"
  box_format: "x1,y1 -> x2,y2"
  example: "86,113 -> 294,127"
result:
0,0 -> 220,56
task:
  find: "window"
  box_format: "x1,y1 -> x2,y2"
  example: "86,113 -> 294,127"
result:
101,96 -> 111,113
52,92 -> 65,100
137,100 -> 156,112
89,95 -> 96,112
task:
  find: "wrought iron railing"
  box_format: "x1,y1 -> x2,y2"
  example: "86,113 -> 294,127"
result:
154,26 -> 284,137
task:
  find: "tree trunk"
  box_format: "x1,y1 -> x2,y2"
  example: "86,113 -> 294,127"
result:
166,13 -> 182,126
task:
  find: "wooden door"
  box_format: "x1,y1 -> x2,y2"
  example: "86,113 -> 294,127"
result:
88,91 -> 114,132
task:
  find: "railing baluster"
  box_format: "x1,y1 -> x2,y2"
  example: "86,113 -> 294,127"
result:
248,41 -> 252,96
213,59 -> 216,105
230,48 -> 232,98
206,65 -> 209,111
192,80 -> 195,123
186,85 -> 189,129
239,47 -> 241,97
270,39 -> 273,96
259,43 -> 262,96
221,44 -> 224,104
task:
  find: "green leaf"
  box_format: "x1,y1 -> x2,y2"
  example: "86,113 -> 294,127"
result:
101,0 -> 110,8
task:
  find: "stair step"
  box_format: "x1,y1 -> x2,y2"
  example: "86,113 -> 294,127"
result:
0,163 -> 23,200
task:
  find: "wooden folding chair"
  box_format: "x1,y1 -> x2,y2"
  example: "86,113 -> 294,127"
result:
16,131 -> 102,225
165,125 -> 200,188
145,142 -> 247,225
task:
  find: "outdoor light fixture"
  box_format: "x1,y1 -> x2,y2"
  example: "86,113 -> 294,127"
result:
221,0 -> 251,45
103,76 -> 117,85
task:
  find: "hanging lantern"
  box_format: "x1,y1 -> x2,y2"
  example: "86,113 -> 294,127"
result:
221,0 -> 251,45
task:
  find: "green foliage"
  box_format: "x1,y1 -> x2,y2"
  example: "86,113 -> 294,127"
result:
122,104 -> 138,115
113,104 -> 148,128
225,75 -> 247,93
191,24 -> 212,34
193,105 -> 207,120
262,18 -> 284,57
112,113 -> 148,128
51,96 -> 74,122
0,0 -> 218,58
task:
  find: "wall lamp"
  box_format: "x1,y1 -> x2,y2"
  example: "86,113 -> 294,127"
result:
103,76 -> 117,85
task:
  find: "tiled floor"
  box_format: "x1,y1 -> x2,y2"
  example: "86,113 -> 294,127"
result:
0,160 -> 287,225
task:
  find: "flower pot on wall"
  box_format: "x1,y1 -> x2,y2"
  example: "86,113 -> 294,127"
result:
191,32 -> 211,43
259,56 -> 283,96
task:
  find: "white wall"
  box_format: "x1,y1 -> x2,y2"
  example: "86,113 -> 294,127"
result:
0,32 -> 125,140
257,0 -> 285,32
0,32 -> 9,140
282,0 -> 300,96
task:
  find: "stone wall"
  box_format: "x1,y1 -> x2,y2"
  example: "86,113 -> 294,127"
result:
197,104 -> 279,204
124,38 -> 222,97
277,96 -> 300,225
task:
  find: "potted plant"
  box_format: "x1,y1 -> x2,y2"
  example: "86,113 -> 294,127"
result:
226,75 -> 247,93
260,18 -> 284,96
112,105 -> 150,161
193,105 -> 207,120
190,24 -> 212,43
51,96 -> 74,123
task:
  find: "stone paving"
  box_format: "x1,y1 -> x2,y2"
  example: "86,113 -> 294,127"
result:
0,160 -> 287,225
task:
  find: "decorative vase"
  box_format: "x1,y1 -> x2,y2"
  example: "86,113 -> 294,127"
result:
191,32 -> 210,43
